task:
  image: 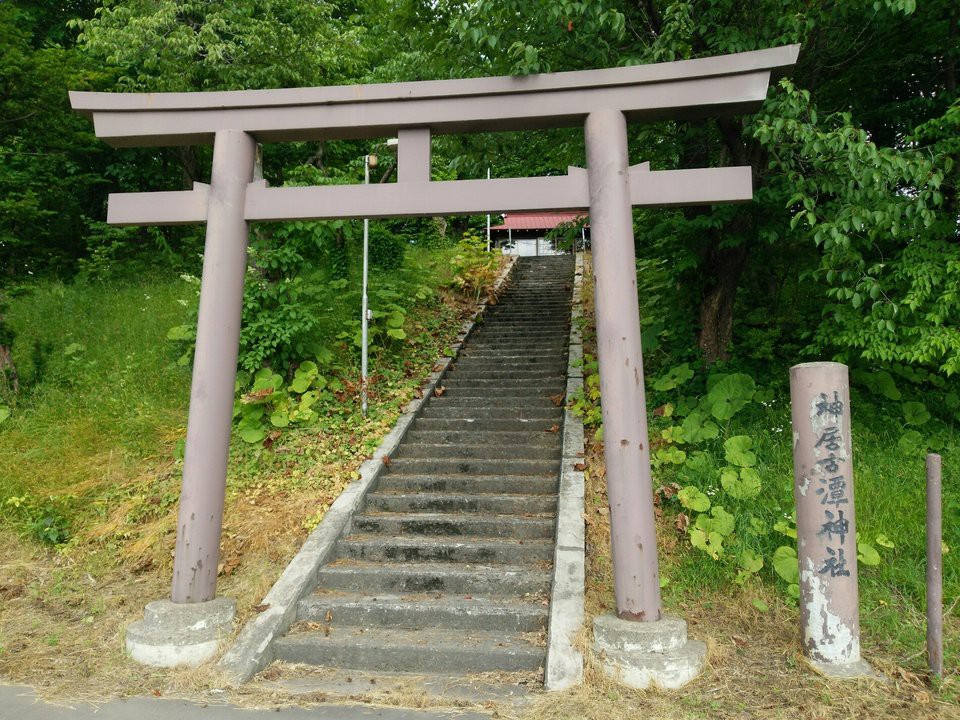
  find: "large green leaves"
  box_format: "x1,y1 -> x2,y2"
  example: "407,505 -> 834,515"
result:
902,401 -> 931,426
690,506 -> 735,559
772,545 -> 799,584
678,485 -> 710,512
681,410 -> 720,443
653,362 -> 695,392
706,374 -> 756,422
720,467 -> 762,500
724,435 -> 757,467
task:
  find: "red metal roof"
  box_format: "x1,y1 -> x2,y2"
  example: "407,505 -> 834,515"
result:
490,211 -> 587,231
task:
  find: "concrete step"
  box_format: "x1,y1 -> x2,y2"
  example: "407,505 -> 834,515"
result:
462,347 -> 566,356
457,349 -> 570,359
316,560 -> 552,595
469,327 -> 568,336
298,591 -> 547,632
442,376 -> 564,387
353,512 -> 555,539
474,322 -> 570,330
274,626 -> 545,673
394,443 -> 559,461
456,348 -> 569,357
443,368 -> 567,382
364,492 -> 558,515
442,377 -> 567,390
484,310 -> 570,317
337,534 -> 554,564
483,304 -> 567,310
374,473 -> 559,495
384,457 -> 560,475
418,405 -> 562,420
439,379 -> 565,390
469,331 -> 568,338
427,395 -> 563,407
448,355 -> 567,377
495,293 -> 569,299
434,391 -> 564,404
411,417 -> 563,432
403,429 -> 561,446
466,339 -> 567,348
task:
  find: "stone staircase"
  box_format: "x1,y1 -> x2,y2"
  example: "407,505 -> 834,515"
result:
270,255 -> 575,679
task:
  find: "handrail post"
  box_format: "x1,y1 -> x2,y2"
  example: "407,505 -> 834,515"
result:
927,453 -> 944,678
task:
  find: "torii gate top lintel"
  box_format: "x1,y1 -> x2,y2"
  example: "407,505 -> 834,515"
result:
70,44 -> 799,147
70,45 -> 800,227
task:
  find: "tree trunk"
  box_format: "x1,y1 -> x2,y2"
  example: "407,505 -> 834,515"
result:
176,146 -> 201,189
0,301 -> 17,394
697,238 -> 749,364
0,343 -> 17,394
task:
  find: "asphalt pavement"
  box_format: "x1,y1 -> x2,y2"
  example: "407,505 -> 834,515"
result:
0,685 -> 491,720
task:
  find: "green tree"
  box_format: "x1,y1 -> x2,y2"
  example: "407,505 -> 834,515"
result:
389,0 -> 959,372
0,2 -> 104,276
74,0 -> 366,93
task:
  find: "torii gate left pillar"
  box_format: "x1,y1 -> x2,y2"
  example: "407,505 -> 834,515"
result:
173,130 -> 256,604
71,43 -> 798,679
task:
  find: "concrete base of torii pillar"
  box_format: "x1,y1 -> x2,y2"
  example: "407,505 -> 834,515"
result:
593,614 -> 707,690
125,598 -> 236,668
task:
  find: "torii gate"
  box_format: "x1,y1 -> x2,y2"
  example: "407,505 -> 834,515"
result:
71,44 -> 798,652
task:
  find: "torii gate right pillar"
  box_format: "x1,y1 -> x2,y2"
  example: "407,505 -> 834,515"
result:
585,109 -> 661,620
585,109 -> 707,688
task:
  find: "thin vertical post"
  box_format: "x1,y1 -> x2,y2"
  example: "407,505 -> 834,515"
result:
172,129 -> 256,604
927,453 -> 944,678
486,168 -> 491,252
361,155 -> 371,417
789,362 -> 867,671
585,109 -> 660,621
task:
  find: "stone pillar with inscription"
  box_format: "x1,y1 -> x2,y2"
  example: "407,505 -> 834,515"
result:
789,362 -> 876,678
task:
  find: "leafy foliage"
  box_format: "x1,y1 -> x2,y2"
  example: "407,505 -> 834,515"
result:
569,350 -> 938,598
73,0 -> 365,92
448,232 -> 502,302
4,494 -> 71,545
0,2 -> 106,275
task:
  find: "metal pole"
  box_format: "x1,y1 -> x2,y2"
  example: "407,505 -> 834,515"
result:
789,362 -> 864,667
361,155 -> 370,417
927,452 -> 944,678
585,109 -> 660,621
486,167 -> 491,252
172,129 -> 255,604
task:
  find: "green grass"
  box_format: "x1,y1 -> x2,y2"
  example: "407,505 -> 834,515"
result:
0,243 -> 474,539
1,277 -> 192,500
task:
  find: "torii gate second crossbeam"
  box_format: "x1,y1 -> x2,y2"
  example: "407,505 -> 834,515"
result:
70,44 -> 799,667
